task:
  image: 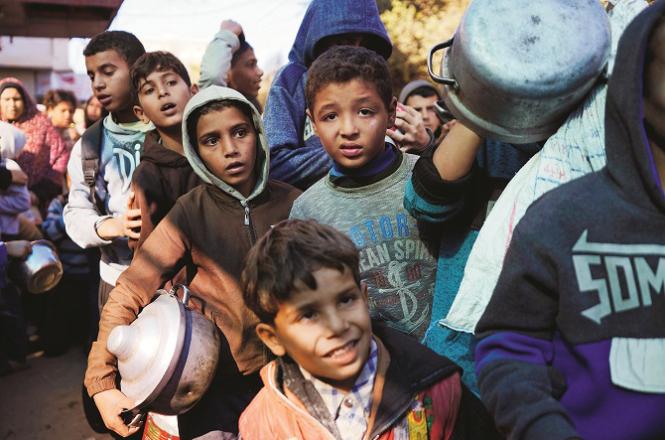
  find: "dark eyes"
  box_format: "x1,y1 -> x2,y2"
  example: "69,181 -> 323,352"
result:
232,128 -> 248,138
200,136 -> 218,147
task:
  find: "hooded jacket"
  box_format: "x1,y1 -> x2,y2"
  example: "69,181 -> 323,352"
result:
85,86 -> 300,398
475,3 -> 665,439
128,130 -> 201,252
0,78 -> 69,195
263,0 -> 392,190
240,323 -> 500,440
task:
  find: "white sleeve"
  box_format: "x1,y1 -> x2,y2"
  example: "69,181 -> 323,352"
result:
198,29 -> 240,89
63,139 -> 112,248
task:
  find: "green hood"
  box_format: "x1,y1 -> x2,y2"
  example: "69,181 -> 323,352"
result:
182,85 -> 269,202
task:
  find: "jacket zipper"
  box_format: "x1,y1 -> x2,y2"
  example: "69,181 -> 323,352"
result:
241,200 -> 257,243
370,399 -> 414,440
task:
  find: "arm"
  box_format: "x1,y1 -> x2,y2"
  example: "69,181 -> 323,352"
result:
198,23 -> 241,89
0,184 -> 30,214
403,123 -> 483,224
85,206 -> 190,434
474,220 -> 579,440
128,170 -> 164,252
264,80 -> 333,189
41,197 -> 66,242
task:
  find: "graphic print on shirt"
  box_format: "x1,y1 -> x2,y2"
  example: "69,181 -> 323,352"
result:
110,137 -> 144,192
573,230 -> 665,324
348,211 -> 434,338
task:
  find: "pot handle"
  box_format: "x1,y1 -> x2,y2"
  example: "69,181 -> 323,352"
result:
170,284 -> 191,307
428,38 -> 458,90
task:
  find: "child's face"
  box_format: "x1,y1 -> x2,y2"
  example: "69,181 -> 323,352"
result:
256,267 -> 372,393
645,18 -> 665,141
135,69 -> 195,130
229,48 -> 264,99
308,79 -> 396,169
195,106 -> 257,197
405,94 -> 442,134
48,101 -> 75,128
85,49 -> 133,114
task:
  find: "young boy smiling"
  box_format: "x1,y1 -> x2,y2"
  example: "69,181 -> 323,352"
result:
85,86 -> 300,438
239,219 -> 499,439
290,46 -> 438,342
128,51 -> 201,251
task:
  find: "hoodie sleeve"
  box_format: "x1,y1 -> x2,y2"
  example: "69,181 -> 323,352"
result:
63,139 -> 113,249
0,184 -> 31,215
42,197 -> 66,242
198,29 -> 240,89
474,213 -> 579,440
85,201 -> 191,395
263,78 -> 333,189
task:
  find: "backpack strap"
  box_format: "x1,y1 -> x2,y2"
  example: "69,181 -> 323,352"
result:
80,120 -> 106,214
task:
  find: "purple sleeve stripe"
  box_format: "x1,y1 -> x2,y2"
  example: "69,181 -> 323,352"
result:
475,331 -> 554,375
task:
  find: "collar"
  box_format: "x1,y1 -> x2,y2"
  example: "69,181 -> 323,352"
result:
329,143 -> 402,188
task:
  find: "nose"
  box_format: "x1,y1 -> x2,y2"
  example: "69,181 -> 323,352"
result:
157,84 -> 170,98
92,74 -> 104,91
222,139 -> 240,157
340,114 -> 359,138
326,311 -> 349,336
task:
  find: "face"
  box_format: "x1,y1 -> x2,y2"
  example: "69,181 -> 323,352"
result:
405,94 -> 442,133
228,48 -> 263,99
195,105 -> 257,197
645,18 -> 665,142
309,79 -> 396,169
85,49 -> 134,114
134,69 -> 194,130
48,101 -> 75,128
86,96 -> 103,122
0,88 -> 25,121
257,267 -> 372,392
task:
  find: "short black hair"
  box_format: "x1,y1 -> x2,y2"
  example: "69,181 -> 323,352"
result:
408,86 -> 439,100
242,219 -> 361,323
186,99 -> 254,148
231,32 -> 254,67
83,30 -> 146,67
131,51 -> 192,91
43,89 -> 77,109
306,45 -> 393,111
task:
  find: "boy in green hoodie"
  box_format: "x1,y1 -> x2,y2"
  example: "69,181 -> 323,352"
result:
85,86 -> 301,438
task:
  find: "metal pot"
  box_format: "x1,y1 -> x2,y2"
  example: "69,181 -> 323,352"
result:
12,240 -> 63,294
107,285 -> 220,421
428,0 -> 611,143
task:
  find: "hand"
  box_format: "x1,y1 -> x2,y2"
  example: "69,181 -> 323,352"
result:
92,389 -> 141,437
386,103 -> 431,153
10,169 -> 28,185
220,19 -> 243,36
96,192 -> 141,240
5,240 -> 31,259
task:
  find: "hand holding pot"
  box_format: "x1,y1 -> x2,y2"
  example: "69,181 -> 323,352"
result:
93,388 -> 141,437
5,240 -> 31,259
387,103 -> 431,153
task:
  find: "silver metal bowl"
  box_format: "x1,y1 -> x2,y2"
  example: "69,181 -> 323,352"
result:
13,240 -> 63,294
428,0 -> 611,143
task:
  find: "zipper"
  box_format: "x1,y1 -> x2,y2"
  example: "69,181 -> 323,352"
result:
370,399 -> 414,440
241,200 -> 257,243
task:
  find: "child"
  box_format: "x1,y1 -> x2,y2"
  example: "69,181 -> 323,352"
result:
290,46 -> 438,342
43,89 -> 80,150
398,80 -> 456,148
84,86 -> 300,439
0,121 -> 30,239
128,51 -> 201,252
199,20 -> 264,111
239,219 -> 499,439
475,3 -> 665,440
63,30 -> 152,308
264,0 -> 395,189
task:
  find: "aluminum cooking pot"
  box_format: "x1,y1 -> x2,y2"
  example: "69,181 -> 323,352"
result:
107,285 -> 220,422
428,0 -> 611,143
12,240 -> 63,294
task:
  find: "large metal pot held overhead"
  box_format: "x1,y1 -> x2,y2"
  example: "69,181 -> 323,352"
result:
428,0 -> 611,143
107,285 -> 220,421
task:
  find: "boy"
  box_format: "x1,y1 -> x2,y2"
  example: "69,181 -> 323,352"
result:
264,0 -> 431,189
290,46 -> 438,342
128,51 -> 201,251
399,80 -> 456,147
475,3 -> 665,440
85,86 -> 300,439
64,31 -> 152,308
239,219 -> 499,439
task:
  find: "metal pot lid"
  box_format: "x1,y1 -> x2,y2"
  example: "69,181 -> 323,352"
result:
107,291 -> 186,408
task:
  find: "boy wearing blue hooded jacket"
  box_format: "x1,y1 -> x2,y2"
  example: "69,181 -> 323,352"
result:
264,0 -> 432,190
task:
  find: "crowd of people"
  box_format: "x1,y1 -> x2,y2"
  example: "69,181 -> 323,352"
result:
1,0 -> 665,439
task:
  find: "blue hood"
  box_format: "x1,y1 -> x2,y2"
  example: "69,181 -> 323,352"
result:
289,0 -> 392,67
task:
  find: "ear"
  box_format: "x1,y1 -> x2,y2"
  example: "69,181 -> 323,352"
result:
133,105 -> 150,124
256,323 -> 286,357
387,96 -> 397,128
190,83 -> 199,95
360,281 -> 369,302
306,108 -> 318,136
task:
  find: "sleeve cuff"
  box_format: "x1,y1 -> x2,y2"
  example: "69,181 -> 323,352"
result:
523,413 -> 579,440
86,376 -> 118,397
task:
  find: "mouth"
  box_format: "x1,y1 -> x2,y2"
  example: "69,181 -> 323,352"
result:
226,161 -> 246,175
339,144 -> 363,158
160,102 -> 177,113
96,94 -> 112,107
324,339 -> 358,360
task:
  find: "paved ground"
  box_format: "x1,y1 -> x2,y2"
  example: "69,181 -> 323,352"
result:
0,348 -> 112,440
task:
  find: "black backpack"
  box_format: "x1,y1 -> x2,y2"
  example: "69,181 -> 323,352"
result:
80,120 -> 106,214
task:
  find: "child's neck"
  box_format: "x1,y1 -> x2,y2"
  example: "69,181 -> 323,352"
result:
157,126 -> 185,156
330,144 -> 400,187
112,107 -> 139,124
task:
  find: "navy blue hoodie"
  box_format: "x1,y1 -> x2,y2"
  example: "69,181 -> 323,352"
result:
263,0 -> 391,190
475,3 -> 665,439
